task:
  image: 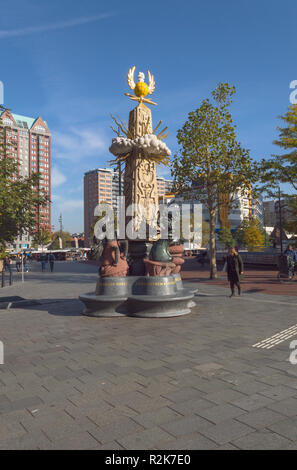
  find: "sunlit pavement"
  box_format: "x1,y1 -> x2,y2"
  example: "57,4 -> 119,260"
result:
0,261 -> 297,449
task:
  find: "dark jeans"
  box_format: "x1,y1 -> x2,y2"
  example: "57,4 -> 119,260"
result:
230,280 -> 241,294
50,262 -> 54,272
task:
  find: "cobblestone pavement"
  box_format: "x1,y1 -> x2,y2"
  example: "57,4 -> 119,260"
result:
0,261 -> 297,449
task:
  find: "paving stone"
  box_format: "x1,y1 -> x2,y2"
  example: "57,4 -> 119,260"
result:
236,408 -> 287,429
258,385 -> 297,401
45,432 -> 99,450
231,381 -> 272,395
86,405 -> 139,427
0,430 -> 51,450
232,430 -> 292,450
267,398 -> 297,417
216,443 -> 238,450
0,420 -> 27,441
117,427 -> 173,450
160,415 -> 212,438
157,432 -> 218,450
232,393 -> 274,412
168,397 -> 215,416
88,417 -> 144,444
268,418 -> 297,440
197,403 -> 246,424
199,419 -> 253,445
163,387 -> 202,403
132,407 -> 182,428
204,389 -> 247,405
92,440 -> 125,450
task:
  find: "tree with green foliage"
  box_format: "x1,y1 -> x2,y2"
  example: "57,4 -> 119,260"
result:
218,226 -> 235,248
234,217 -> 265,251
0,118 -> 49,251
172,83 -> 259,278
261,104 -> 297,193
49,231 -> 72,250
32,228 -> 52,251
284,196 -> 297,235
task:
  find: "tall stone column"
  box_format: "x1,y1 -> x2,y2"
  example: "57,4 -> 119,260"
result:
124,103 -> 159,274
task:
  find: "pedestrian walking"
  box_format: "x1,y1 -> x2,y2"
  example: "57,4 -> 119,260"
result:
22,254 -> 29,273
4,256 -> 12,273
284,245 -> 297,278
226,247 -> 244,297
16,254 -> 21,272
40,253 -> 47,272
49,252 -> 56,272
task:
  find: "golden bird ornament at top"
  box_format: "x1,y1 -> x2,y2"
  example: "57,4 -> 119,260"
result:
125,66 -> 157,106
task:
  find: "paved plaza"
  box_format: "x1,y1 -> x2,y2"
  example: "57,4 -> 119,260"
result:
0,261 -> 297,449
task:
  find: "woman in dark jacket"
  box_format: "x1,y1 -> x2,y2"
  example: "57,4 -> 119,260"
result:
226,247 -> 244,297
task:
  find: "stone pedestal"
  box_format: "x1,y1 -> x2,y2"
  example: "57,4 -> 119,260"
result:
79,275 -> 195,318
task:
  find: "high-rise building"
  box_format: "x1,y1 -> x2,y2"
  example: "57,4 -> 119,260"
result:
157,176 -> 174,196
84,167 -> 173,247
0,109 -> 51,249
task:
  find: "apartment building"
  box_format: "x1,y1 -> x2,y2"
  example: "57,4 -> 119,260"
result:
0,109 -> 51,249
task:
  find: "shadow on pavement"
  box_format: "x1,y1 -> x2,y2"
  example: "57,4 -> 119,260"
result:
10,298 -> 85,316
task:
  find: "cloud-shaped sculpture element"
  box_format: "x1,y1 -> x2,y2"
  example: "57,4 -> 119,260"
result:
109,134 -> 171,158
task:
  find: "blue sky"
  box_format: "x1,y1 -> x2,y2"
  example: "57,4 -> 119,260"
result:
1,0 -> 296,232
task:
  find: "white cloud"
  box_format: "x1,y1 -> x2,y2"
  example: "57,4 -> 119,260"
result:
53,126 -> 107,161
51,167 -> 66,187
0,12 -> 115,39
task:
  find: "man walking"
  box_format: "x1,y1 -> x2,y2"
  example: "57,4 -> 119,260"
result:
4,256 -> 12,273
40,253 -> 47,272
16,254 -> 21,272
284,245 -> 297,277
49,252 -> 55,272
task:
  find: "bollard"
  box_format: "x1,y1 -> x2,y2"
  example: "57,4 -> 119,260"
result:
9,270 -> 12,286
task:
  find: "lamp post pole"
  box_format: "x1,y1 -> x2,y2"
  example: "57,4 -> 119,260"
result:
277,187 -> 286,255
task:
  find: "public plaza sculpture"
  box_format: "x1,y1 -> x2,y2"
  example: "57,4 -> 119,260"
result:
79,67 -> 196,317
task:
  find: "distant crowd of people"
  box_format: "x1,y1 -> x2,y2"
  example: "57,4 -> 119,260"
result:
2,250 -> 87,274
